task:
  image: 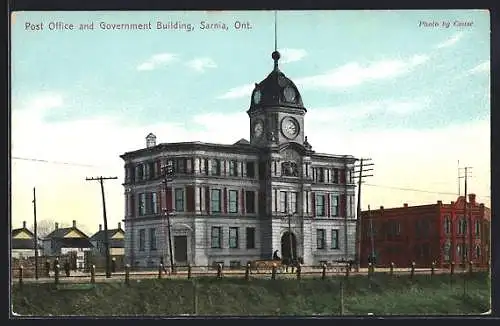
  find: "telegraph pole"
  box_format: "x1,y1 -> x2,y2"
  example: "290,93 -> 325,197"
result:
161,161 -> 175,274
353,158 -> 374,271
368,205 -> 375,264
458,166 -> 473,267
86,176 -> 118,278
32,187 -> 39,280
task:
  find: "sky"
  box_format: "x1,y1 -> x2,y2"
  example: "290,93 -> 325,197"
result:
10,10 -> 490,236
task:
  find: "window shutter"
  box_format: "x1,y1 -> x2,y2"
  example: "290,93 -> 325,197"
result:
166,188 -> 172,212
339,169 -> 346,184
311,192 -> 316,217
241,189 -> 245,214
186,186 -> 195,212
326,194 -> 330,217
223,188 -> 228,214
340,194 -> 346,217
205,187 -> 211,215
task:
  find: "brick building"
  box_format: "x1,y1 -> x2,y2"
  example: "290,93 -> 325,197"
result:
360,194 -> 490,268
120,50 -> 358,268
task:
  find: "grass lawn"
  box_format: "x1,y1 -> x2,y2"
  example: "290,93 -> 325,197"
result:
11,272 -> 490,316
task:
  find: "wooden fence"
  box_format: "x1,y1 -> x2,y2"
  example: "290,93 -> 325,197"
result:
11,260 -> 489,286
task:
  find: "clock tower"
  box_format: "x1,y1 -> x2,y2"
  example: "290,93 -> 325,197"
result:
247,50 -> 307,148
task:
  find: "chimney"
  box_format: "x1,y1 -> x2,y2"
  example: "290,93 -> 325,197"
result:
146,133 -> 157,148
403,203 -> 408,208
437,200 -> 442,205
23,221 -> 26,228
99,224 -> 102,231
72,220 -> 76,228
468,194 -> 476,205
118,222 -> 122,229
55,222 -> 59,230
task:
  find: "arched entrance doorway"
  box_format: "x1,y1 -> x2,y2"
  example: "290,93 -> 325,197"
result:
281,231 -> 297,261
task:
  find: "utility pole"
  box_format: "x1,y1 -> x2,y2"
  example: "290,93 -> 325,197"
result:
353,158 -> 374,271
368,205 -> 375,264
86,176 -> 118,278
458,166 -> 473,268
32,187 -> 38,280
161,161 -> 175,274
457,160 -> 460,196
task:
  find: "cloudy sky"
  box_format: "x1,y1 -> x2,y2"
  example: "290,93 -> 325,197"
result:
11,10 -> 490,235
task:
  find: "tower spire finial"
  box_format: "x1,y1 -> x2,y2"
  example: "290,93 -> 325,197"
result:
272,10 -> 280,71
274,10 -> 277,52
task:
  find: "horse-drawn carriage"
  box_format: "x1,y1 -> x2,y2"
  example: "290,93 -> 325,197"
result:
249,257 -> 304,274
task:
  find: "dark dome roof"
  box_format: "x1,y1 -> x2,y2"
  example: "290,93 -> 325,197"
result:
248,51 -> 306,113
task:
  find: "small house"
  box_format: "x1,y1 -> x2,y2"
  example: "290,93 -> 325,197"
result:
11,221 -> 43,259
43,220 -> 93,269
89,222 -> 125,256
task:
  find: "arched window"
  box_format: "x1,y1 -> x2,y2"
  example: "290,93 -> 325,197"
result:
476,245 -> 481,258
443,240 -> 451,261
443,216 -> 451,234
475,220 -> 481,236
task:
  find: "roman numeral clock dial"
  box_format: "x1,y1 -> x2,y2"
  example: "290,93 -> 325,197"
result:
281,116 -> 299,139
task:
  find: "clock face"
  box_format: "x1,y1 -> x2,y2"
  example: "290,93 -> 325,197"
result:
283,86 -> 296,102
281,117 -> 299,139
253,120 -> 264,138
253,89 -> 261,104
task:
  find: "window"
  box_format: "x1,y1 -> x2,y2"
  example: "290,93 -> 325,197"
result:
146,162 -> 155,179
151,192 -> 158,214
139,229 -> 145,251
333,169 -> 339,183
229,227 -> 239,248
176,158 -> 187,174
175,188 -> 184,212
331,229 -> 339,249
136,164 -> 144,180
318,168 -> 325,182
211,189 -> 221,213
444,215 -> 451,234
289,192 -> 298,214
246,227 -> 255,249
229,190 -> 238,213
203,158 -> 209,175
476,245 -> 481,258
396,222 -> 401,236
149,228 -> 157,251
229,160 -> 238,176
211,159 -> 221,176
457,243 -> 468,260
330,195 -> 339,217
139,193 -> 146,216
443,240 -> 451,261
280,191 -> 287,213
211,227 -> 222,248
458,217 -> 467,235
316,194 -> 325,217
475,220 -> 480,236
245,191 -> 255,214
317,229 -> 326,249
246,161 -> 255,178
229,261 -> 241,269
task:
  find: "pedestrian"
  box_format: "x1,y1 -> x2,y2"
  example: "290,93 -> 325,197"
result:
160,257 -> 168,274
111,257 -> 116,273
64,261 -> 70,277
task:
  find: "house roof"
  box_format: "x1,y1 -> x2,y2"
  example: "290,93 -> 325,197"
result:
54,237 -> 94,249
45,226 -> 89,239
12,238 -> 43,250
89,228 -> 125,248
12,227 -> 34,238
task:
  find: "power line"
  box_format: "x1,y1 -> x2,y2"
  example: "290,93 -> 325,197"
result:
364,183 -> 490,198
12,156 -> 100,168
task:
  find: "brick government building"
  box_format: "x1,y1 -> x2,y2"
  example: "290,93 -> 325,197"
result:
360,194 -> 491,268
120,50 -> 358,269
